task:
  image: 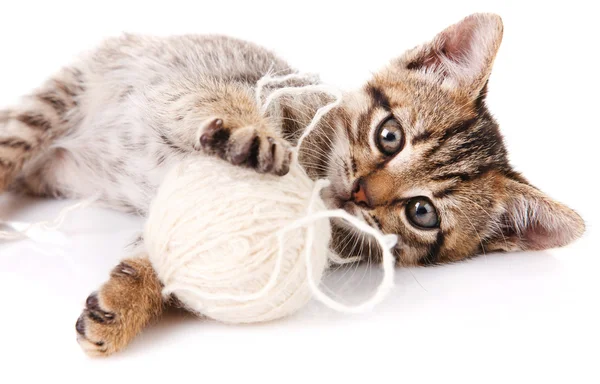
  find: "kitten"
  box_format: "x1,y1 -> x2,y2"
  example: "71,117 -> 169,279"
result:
0,13 -> 584,356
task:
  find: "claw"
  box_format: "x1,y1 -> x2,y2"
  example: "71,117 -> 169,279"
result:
76,315 -> 86,335
197,117 -> 291,176
85,292 -> 115,323
111,261 -> 138,279
230,134 -> 257,165
198,118 -> 228,152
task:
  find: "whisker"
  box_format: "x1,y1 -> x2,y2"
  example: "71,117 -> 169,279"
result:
407,267 -> 428,292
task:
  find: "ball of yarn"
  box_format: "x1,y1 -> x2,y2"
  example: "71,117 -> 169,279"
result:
144,73 -> 397,324
144,155 -> 331,323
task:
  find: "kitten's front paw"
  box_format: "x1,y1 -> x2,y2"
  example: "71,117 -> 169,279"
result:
75,291 -> 119,357
197,118 -> 293,176
75,260 -> 162,357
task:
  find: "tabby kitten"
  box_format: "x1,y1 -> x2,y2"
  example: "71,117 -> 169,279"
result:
0,13 -> 584,356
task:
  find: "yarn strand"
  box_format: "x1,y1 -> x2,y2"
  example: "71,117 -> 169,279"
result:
279,179 -> 397,314
255,72 -> 344,164
0,194 -> 100,241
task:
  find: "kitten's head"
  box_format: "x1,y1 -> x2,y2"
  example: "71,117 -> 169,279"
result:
312,13 -> 584,265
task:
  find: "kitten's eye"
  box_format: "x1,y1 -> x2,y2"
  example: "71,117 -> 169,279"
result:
375,118 -> 405,156
406,197 -> 439,229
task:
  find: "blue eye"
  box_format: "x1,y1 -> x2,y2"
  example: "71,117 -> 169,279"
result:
375,118 -> 404,156
406,197 -> 439,229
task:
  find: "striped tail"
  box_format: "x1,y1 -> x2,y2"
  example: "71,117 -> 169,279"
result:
0,67 -> 83,191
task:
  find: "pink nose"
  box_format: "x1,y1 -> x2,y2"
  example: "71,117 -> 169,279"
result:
351,178 -> 372,208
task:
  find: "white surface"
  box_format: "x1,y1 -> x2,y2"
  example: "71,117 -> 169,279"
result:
1,1 -> 599,383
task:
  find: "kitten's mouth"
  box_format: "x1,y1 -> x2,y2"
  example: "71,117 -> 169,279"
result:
320,183 -> 356,214
340,201 -> 358,215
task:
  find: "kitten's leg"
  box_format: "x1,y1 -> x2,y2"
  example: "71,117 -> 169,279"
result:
75,255 -> 164,357
0,67 -> 83,193
167,82 -> 293,175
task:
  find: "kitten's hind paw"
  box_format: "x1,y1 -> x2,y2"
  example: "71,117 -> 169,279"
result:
197,117 -> 292,176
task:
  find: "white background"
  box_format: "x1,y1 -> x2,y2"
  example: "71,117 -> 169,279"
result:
1,1 -> 598,383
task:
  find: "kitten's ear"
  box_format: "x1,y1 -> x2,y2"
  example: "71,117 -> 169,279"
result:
398,13 -> 503,99
486,179 -> 585,252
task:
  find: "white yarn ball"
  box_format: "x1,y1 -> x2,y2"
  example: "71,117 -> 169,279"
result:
145,155 -> 331,324
144,74 -> 397,323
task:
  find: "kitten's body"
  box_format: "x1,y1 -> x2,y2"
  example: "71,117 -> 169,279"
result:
0,14 -> 584,356
7,35 -> 314,214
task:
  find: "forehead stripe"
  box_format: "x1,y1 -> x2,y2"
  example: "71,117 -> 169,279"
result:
367,85 -> 391,111
431,162 -> 498,183
424,117 -> 478,158
433,186 -> 458,199
411,130 -> 433,145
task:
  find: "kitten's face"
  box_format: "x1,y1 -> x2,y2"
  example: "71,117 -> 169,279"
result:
307,14 -> 584,265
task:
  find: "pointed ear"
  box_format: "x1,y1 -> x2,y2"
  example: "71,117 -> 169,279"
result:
398,13 -> 503,99
486,179 -> 585,252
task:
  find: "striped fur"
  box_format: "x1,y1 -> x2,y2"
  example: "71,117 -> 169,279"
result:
299,14 -> 584,265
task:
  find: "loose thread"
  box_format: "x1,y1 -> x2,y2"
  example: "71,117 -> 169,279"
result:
0,194 -> 100,241
279,187 -> 397,313
255,72 -> 344,164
